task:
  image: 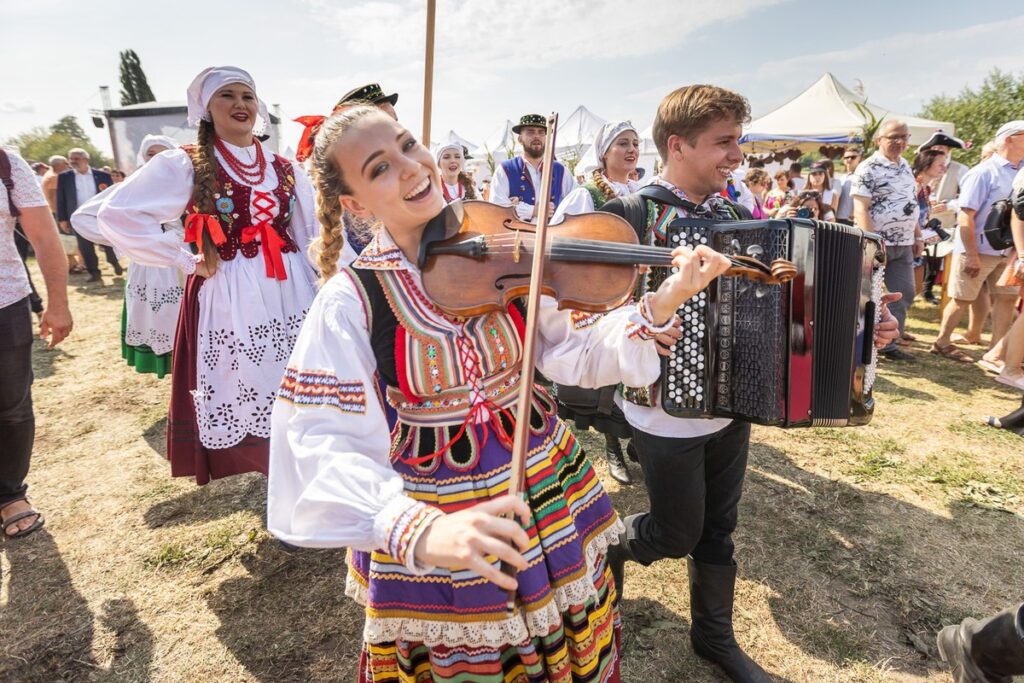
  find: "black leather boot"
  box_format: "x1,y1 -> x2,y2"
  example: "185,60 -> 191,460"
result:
605,526 -> 638,604
604,434 -> 632,484
937,604 -> 1024,682
688,558 -> 771,682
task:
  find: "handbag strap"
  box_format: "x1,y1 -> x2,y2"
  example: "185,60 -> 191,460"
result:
0,148 -> 19,218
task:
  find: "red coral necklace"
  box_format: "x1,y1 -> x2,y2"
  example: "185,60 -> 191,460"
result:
215,136 -> 267,185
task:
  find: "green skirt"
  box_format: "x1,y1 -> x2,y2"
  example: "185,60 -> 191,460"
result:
121,298 -> 172,379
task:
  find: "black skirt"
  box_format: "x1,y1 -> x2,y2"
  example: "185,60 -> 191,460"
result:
554,384 -> 632,440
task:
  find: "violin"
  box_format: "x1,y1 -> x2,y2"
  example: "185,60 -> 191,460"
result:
419,199 -> 797,318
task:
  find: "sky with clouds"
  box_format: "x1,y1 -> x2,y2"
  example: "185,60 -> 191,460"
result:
3,0 -> 1022,158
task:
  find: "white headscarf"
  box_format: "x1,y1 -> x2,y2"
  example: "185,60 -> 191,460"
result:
135,134 -> 179,168
435,143 -> 463,166
185,66 -> 269,135
575,120 -> 637,178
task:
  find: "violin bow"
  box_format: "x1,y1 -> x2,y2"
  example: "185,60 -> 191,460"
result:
501,113 -> 559,607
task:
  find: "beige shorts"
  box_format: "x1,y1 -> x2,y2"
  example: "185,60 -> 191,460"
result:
948,252 -> 1017,301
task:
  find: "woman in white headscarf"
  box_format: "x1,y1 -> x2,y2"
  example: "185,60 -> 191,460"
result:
552,121 -> 641,222
71,134 -> 183,378
550,121 -> 643,484
98,66 -> 319,485
435,143 -> 477,204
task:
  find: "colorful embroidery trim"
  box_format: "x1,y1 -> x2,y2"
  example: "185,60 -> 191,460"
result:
569,309 -> 604,331
278,368 -> 367,414
386,503 -> 443,567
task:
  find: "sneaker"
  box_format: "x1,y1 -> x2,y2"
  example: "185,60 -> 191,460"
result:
977,358 -> 1004,375
881,348 -> 914,362
995,372 -> 1024,391
86,273 -> 102,283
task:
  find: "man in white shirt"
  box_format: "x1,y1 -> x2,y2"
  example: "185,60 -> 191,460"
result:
834,147 -> 862,224
930,121 -> 1024,363
489,114 -> 576,223
56,148 -> 121,282
852,120 -> 921,361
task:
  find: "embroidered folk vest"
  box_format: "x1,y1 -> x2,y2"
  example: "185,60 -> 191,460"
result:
501,157 -> 566,208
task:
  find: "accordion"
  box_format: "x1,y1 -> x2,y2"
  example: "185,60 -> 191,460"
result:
647,217 -> 885,428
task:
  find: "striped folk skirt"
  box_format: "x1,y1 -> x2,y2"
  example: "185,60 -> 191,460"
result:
348,403 -> 623,683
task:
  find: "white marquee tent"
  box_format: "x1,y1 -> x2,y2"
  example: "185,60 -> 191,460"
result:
739,73 -> 955,153
555,105 -> 606,161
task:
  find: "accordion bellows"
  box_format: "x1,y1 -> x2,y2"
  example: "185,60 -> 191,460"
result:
648,217 -> 885,428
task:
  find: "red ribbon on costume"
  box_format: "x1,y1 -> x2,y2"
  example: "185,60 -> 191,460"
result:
293,115 -> 326,163
241,222 -> 289,281
184,213 -> 227,252
398,398 -> 516,466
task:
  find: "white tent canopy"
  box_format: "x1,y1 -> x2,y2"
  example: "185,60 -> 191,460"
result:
433,129 -> 481,155
740,73 -> 955,153
479,119 -> 516,165
555,105 -> 606,159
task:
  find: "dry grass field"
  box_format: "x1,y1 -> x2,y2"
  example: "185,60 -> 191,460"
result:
2,258 -> 1022,682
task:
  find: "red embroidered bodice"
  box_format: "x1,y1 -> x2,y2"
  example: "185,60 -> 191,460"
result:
204,153 -> 300,262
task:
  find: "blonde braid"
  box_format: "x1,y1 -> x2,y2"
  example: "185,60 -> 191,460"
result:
189,120 -> 221,275
591,169 -> 617,202
308,104 -> 386,281
311,167 -> 345,281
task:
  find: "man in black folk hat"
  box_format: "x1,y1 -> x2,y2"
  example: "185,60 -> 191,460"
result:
337,82 -> 399,120
489,114 -> 576,223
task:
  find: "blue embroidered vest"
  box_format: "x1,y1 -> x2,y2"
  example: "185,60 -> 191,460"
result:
501,157 -> 566,208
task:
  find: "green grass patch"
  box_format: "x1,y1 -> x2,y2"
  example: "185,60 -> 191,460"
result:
146,543 -> 190,569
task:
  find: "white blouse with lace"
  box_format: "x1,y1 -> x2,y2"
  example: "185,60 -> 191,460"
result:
98,140 -> 320,449
72,185 -> 184,355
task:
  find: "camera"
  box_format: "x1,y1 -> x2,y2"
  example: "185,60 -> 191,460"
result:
796,207 -> 811,219
925,218 -> 950,241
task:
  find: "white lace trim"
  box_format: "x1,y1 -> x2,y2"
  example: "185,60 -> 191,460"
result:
345,516 -> 624,647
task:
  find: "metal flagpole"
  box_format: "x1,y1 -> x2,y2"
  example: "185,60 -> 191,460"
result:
422,0 -> 436,146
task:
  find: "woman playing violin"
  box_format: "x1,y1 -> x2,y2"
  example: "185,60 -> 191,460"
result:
266,104 -> 730,682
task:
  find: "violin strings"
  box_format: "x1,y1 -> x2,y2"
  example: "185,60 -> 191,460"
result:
452,235 -> 771,273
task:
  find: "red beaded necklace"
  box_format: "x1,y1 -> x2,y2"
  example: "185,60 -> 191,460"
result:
441,179 -> 464,203
214,136 -> 267,185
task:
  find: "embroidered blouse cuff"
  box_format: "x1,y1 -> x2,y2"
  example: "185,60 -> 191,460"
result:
637,293 -> 678,331
175,250 -> 198,275
624,297 -> 678,342
374,496 -> 444,576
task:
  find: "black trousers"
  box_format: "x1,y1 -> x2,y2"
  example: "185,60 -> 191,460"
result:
72,228 -> 120,276
625,420 -> 751,566
923,254 -> 943,294
0,297 -> 35,507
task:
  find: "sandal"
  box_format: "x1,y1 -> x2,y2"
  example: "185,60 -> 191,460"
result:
901,332 -> 918,342
1,499 -> 45,539
929,343 -> 973,363
950,333 -> 982,346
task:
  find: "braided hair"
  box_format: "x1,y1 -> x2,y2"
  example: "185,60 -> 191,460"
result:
458,171 -> 477,200
188,120 -> 222,275
309,105 -> 384,281
590,169 -> 617,203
